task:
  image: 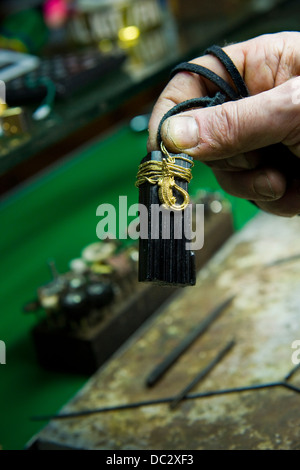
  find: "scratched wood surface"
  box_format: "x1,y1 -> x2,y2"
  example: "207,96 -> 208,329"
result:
32,213 -> 300,450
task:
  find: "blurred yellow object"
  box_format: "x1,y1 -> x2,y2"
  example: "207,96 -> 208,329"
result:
118,26 -> 140,42
90,263 -> 114,275
82,241 -> 117,263
40,294 -> 60,310
0,102 -> 8,115
0,36 -> 28,53
98,39 -> 114,53
0,107 -> 29,136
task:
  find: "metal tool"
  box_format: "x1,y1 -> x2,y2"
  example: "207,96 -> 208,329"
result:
146,295 -> 235,387
169,339 -> 235,409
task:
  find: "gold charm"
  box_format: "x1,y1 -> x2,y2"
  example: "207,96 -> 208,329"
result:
136,143 -> 193,211
159,143 -> 191,211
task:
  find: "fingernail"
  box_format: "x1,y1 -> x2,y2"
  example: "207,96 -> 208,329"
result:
163,116 -> 199,150
253,173 -> 275,199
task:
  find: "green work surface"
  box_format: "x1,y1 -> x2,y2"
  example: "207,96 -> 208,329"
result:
0,124 -> 258,450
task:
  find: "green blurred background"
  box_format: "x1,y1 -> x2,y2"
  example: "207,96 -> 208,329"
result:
0,124 -> 258,450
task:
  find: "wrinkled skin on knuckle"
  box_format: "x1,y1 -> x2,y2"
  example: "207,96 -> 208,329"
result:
279,32 -> 300,78
281,78 -> 300,148
204,104 -> 241,159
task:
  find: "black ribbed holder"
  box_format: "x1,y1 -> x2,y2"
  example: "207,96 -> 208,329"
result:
138,150 -> 196,287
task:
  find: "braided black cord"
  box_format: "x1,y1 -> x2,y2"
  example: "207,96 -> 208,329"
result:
205,45 -> 249,98
156,45 -> 249,147
170,62 -> 240,100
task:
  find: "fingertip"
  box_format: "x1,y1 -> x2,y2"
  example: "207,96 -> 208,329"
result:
161,115 -> 200,152
253,173 -> 278,200
256,171 -> 287,201
213,167 -> 287,202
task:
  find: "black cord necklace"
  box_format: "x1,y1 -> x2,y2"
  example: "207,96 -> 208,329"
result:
136,45 -> 249,286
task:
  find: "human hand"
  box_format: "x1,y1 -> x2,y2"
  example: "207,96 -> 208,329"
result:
147,32 -> 300,217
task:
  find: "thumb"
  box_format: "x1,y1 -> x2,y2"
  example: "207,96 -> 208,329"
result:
160,77 -> 300,160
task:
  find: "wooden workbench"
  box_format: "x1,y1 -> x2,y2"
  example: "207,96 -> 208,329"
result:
30,212 -> 300,450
